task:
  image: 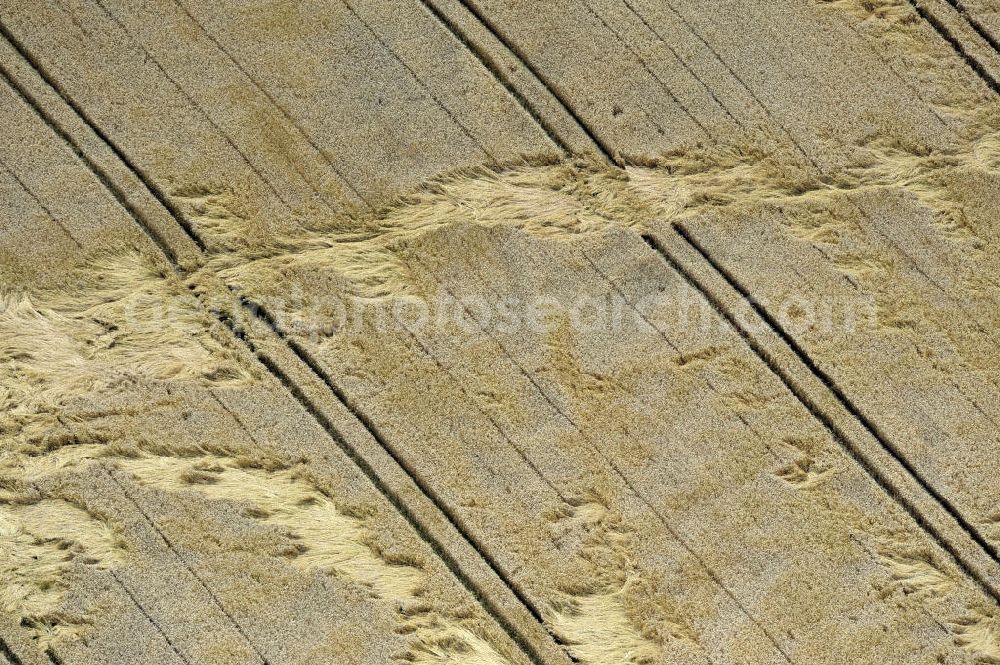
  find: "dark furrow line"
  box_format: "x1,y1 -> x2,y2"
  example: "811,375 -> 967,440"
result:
623,0 -> 821,171
105,468 -> 272,665
675,222 -> 1000,563
340,0 -> 495,162
237,299 -> 555,617
2,25 -> 563,660
168,0 -> 369,209
575,254 -> 678,356
88,0 -> 299,211
946,0 -> 1000,61
907,0 -> 1000,94
575,0 -> 709,140
562,180 -> 839,476
456,0 -> 620,164
0,156 -> 84,250
404,330 -> 568,502
109,571 -> 192,665
886,228 -> 1000,347
967,391 -> 1000,430
44,650 -> 61,665
2,13 -> 569,664
0,49 -> 185,263
422,252 -> 791,664
616,0 -> 745,133
818,203 -> 1000,424
417,0 -> 572,156
653,227 -> 1000,605
0,21 -> 204,256
727,407 -> 784,466
208,390 -> 266,448
0,637 -> 23,665
216,302 -> 562,665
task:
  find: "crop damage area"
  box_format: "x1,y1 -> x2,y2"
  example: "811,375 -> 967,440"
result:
1,0 -> 1000,663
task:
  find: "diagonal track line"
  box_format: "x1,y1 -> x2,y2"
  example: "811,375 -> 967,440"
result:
106,467 -> 271,664
107,570 -> 193,665
0,20 -> 204,257
617,0 -> 745,132
907,0 -> 1000,93
0,22 -> 568,665
416,0 -> 573,155
575,0 -> 711,140
88,0 -> 299,212
340,0 -> 495,162
11,0 -> 1000,655
454,0 -> 620,164
0,155 -> 83,250
646,226 -> 1000,606
0,637 -> 24,665
946,0 -> 1000,56
168,0 -> 368,208
217,304 -> 568,665
671,224 -> 1000,566
411,248 -> 792,664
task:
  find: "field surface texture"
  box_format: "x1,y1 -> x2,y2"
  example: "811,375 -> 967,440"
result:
1,0 -> 1000,664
